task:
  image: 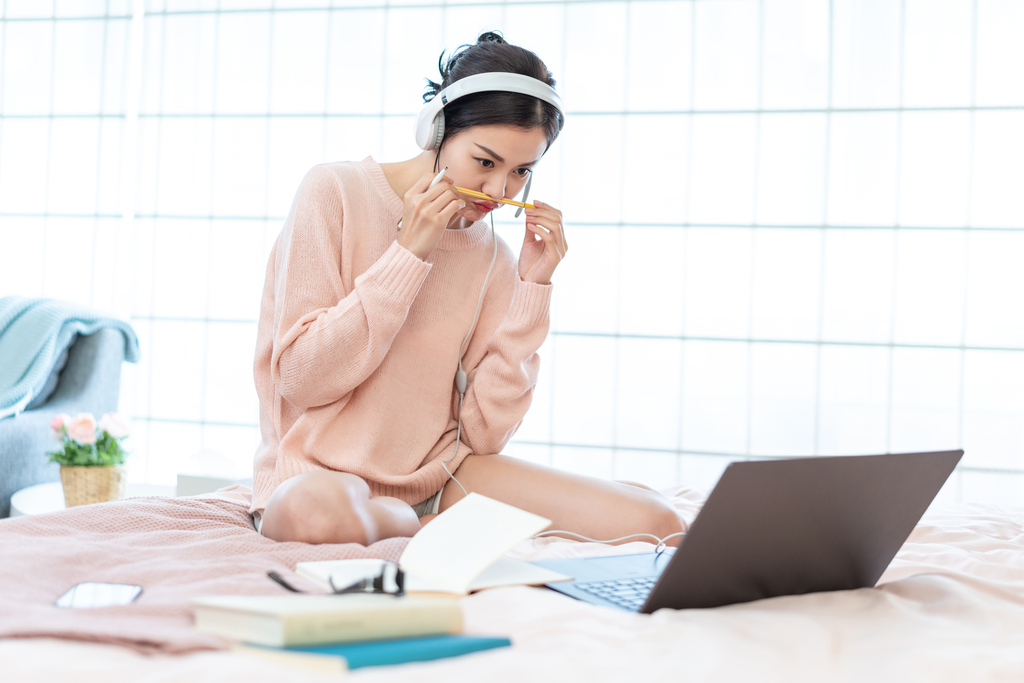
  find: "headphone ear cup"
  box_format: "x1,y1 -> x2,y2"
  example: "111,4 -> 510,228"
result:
427,111 -> 445,151
515,173 -> 533,217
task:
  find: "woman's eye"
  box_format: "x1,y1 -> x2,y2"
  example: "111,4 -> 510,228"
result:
476,158 -> 530,177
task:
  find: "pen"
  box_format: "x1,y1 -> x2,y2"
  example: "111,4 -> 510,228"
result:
430,168 -> 534,209
428,167 -> 448,189
455,187 -> 535,210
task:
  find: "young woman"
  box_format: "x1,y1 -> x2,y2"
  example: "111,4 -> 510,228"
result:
250,32 -> 683,547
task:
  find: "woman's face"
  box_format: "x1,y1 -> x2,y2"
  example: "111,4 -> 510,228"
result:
439,124 -> 549,223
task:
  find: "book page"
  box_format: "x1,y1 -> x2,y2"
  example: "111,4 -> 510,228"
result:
398,493 -> 552,593
465,556 -> 572,591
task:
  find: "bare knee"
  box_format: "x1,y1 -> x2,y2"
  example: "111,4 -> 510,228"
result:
642,496 -> 685,547
262,471 -> 375,545
607,480 -> 684,546
616,479 -> 659,494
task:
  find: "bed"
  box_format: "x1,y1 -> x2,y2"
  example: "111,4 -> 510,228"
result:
1,485 -> 1022,682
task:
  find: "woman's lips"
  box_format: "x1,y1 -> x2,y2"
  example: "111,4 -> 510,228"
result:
473,201 -> 498,214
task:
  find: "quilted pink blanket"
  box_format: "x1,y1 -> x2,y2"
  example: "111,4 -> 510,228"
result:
0,495 -> 408,653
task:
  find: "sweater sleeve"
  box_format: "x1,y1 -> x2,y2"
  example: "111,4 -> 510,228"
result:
270,166 -> 431,409
454,272 -> 552,456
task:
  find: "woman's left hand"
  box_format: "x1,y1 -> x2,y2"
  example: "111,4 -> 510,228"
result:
518,200 -> 567,285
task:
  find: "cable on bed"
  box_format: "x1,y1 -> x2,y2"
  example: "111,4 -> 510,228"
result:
532,530 -> 686,555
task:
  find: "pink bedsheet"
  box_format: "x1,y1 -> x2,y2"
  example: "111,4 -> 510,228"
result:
2,487 -> 1024,682
0,493 -> 407,653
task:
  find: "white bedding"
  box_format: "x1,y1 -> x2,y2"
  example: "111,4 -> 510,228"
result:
4,487 -> 1023,682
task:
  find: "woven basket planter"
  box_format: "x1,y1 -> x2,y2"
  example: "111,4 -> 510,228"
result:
59,465 -> 127,507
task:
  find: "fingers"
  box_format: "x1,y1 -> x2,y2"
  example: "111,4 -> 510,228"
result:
428,183 -> 464,213
405,176 -> 462,223
527,201 -> 563,230
525,200 -> 567,259
527,222 -> 565,260
407,170 -> 435,197
438,195 -> 464,222
398,170 -> 466,259
428,176 -> 465,220
535,201 -> 568,253
424,179 -> 460,206
534,219 -> 567,257
408,168 -> 445,196
522,218 -> 537,246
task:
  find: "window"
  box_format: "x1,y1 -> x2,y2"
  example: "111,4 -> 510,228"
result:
3,0 -> 1022,505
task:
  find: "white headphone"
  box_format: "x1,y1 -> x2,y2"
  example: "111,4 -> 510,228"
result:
414,72 -> 564,151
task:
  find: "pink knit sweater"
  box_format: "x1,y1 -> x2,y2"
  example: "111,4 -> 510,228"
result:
250,157 -> 552,512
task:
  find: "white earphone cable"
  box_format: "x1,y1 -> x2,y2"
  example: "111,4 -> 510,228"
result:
435,195 -> 682,552
441,210 -> 498,498
532,530 -> 686,555
454,210 -> 499,396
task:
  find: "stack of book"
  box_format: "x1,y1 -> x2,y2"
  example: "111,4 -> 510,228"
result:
191,494 -> 572,672
193,592 -> 508,673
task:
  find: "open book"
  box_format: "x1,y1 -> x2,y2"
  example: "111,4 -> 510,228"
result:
296,493 -> 572,596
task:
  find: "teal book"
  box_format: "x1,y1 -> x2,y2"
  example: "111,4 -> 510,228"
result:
279,634 -> 512,669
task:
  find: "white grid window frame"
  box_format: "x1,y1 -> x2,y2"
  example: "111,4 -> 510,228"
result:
2,0 -> 1022,505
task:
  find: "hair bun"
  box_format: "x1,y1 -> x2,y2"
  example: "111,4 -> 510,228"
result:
476,31 -> 506,45
420,31 -> 563,151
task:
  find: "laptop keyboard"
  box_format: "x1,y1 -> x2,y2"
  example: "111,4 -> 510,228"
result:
575,576 -> 658,611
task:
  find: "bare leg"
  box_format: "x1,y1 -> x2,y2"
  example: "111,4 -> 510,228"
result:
261,471 -> 421,545
439,455 -> 683,547
615,480 -> 660,493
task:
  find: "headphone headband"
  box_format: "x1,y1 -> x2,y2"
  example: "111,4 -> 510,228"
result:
414,72 -> 564,150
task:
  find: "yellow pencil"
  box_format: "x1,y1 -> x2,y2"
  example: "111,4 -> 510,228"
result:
455,187 -> 535,210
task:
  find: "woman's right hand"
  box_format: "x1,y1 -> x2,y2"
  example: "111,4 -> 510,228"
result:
397,169 -> 465,260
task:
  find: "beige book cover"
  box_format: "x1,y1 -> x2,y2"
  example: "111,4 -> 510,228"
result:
191,593 -> 462,647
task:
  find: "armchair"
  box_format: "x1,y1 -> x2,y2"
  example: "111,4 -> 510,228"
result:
0,328 -> 129,517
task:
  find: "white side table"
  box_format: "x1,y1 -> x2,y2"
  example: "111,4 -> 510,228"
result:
9,481 -> 176,517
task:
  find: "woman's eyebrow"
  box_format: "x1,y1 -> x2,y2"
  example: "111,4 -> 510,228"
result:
474,143 -> 539,167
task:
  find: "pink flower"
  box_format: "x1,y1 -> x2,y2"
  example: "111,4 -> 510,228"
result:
98,412 -> 130,439
67,413 -> 98,445
50,413 -> 71,440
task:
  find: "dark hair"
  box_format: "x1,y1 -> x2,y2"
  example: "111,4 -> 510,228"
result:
423,31 -> 564,165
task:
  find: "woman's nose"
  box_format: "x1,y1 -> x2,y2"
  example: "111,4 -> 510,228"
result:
482,178 -> 506,200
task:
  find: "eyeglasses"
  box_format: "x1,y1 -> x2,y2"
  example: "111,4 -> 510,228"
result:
267,562 -> 405,597
329,562 -> 405,596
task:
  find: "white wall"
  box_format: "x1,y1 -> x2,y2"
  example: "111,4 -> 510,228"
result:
1,0 -> 1023,505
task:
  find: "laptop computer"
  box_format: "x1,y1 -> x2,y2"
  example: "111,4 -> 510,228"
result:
532,450 -> 962,613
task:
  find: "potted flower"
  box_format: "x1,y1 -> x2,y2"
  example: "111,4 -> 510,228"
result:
48,412 -> 130,507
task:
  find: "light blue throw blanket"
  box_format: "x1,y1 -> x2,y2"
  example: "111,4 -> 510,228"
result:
0,297 -> 140,419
